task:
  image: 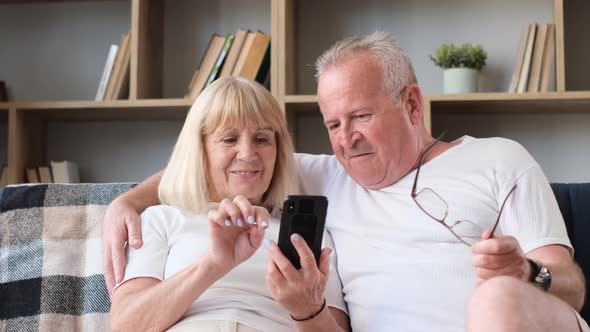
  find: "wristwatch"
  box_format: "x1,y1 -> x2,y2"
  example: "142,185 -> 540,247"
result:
527,258 -> 552,291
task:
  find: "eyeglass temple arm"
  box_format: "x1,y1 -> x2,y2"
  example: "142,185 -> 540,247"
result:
489,184 -> 518,237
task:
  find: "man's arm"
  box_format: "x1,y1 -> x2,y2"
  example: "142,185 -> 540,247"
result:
528,244 -> 586,311
472,236 -> 585,311
102,170 -> 163,295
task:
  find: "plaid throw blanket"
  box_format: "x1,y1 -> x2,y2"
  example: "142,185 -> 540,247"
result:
0,183 -> 135,331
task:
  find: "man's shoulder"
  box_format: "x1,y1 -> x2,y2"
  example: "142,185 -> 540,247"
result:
465,136 -> 532,160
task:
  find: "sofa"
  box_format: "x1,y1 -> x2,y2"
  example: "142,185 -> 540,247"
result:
0,182 -> 588,330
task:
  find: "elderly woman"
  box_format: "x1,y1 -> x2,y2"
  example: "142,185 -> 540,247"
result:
109,77 -> 349,332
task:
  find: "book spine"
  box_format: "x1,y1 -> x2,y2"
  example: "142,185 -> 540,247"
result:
95,44 -> 119,101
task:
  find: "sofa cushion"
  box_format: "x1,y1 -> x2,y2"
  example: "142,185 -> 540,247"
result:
0,183 -> 135,331
550,183 -> 590,321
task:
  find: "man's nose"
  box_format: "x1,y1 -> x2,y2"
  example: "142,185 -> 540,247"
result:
339,125 -> 361,149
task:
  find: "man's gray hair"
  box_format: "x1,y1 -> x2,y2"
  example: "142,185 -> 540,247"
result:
315,31 -> 417,100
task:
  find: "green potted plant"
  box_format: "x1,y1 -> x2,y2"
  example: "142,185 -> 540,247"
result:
429,43 -> 487,93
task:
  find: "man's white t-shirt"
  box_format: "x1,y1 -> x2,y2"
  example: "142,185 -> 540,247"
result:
119,205 -> 348,332
296,136 -> 572,332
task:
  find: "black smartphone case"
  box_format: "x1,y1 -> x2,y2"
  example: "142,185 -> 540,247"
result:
277,195 -> 328,269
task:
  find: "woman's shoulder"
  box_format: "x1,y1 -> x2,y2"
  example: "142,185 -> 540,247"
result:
141,205 -> 207,229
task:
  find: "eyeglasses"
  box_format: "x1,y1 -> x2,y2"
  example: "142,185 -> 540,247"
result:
410,134 -> 517,246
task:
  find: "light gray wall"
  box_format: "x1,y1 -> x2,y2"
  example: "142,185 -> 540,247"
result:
1,0 -> 589,183
47,121 -> 182,182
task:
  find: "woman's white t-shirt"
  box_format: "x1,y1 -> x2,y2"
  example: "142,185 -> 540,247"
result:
119,205 -> 347,332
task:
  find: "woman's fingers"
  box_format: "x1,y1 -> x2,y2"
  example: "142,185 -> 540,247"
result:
232,195 -> 257,226
290,233 -> 318,272
219,198 -> 247,227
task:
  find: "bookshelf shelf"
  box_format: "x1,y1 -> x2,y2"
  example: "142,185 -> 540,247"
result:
7,99 -> 191,121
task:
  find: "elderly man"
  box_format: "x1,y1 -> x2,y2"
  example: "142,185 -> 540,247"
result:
103,32 -> 586,332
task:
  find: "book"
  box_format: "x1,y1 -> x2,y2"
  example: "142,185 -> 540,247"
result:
540,24 -> 556,92
0,81 -> 7,102
508,25 -> 531,93
104,34 -> 126,100
205,34 -> 234,87
95,44 -> 119,101
516,24 -> 537,93
232,31 -> 257,77
254,40 -> 271,84
235,32 -> 271,81
187,34 -> 227,100
26,167 -> 40,183
110,31 -> 132,100
50,160 -> 80,183
38,166 -> 53,183
527,23 -> 548,93
106,32 -> 131,100
219,28 -> 249,77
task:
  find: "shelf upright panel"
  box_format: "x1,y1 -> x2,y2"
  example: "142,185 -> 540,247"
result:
131,0 -> 164,99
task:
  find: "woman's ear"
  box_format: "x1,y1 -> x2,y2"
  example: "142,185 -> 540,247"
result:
403,84 -> 424,126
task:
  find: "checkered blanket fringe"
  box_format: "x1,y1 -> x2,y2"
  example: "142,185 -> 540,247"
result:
0,183 -> 136,331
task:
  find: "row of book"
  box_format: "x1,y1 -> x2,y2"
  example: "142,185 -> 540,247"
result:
508,23 -> 555,93
95,31 -> 131,101
25,160 -> 80,184
186,28 -> 271,100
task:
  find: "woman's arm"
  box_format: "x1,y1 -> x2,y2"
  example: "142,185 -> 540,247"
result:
110,257 -> 229,332
110,197 -> 268,332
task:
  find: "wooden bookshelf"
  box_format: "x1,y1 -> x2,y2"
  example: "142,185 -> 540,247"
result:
2,0 -> 589,184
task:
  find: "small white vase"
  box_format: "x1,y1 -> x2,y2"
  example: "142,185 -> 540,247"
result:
443,68 -> 478,94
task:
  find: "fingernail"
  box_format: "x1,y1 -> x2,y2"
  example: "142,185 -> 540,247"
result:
263,238 -> 272,248
261,220 -> 269,228
131,239 -> 140,247
224,219 -> 232,227
291,233 -> 300,241
237,218 -> 244,227
247,215 -> 255,224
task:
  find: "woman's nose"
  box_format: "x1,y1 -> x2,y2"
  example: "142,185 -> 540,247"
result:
236,141 -> 258,161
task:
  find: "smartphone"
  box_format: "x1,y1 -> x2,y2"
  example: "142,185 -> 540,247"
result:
277,195 -> 328,269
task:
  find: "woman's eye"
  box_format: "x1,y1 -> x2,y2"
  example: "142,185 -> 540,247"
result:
221,137 -> 237,144
255,136 -> 270,144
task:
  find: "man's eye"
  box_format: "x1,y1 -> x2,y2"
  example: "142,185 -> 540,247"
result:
355,114 -> 370,120
327,123 -> 340,131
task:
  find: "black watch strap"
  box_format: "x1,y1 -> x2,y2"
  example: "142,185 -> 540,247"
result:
527,258 -> 552,291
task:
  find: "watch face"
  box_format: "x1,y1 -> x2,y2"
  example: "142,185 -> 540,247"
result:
535,266 -> 552,291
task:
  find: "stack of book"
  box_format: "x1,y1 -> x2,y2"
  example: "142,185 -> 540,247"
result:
95,31 -> 132,101
186,28 -> 271,100
508,23 -> 555,93
25,160 -> 80,184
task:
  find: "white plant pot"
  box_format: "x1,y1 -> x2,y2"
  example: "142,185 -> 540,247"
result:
443,68 -> 478,94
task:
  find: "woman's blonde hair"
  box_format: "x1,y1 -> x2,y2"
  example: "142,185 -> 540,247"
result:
158,76 -> 298,213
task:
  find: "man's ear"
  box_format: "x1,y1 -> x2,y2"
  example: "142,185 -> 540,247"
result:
403,84 -> 424,126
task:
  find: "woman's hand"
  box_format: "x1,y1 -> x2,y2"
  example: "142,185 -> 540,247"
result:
206,195 -> 269,272
264,234 -> 333,320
